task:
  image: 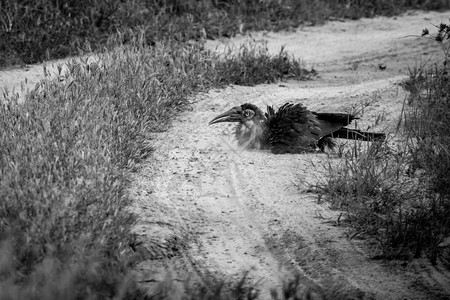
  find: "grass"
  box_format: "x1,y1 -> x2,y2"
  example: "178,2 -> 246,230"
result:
0,33 -> 311,298
1,0 -> 449,67
313,23 -> 450,266
215,41 -> 316,86
313,139 -> 429,260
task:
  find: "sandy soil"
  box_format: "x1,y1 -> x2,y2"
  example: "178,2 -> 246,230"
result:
2,10 -> 450,300
131,11 -> 450,299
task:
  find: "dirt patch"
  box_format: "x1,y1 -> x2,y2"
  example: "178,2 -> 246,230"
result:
2,9 -> 450,300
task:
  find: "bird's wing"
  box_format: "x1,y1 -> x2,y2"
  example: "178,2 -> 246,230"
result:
265,103 -> 322,153
313,112 -> 358,137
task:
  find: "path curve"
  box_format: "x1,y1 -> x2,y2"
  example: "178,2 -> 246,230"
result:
131,10 -> 450,299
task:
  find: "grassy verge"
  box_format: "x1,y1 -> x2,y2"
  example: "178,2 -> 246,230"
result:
313,24 -> 450,265
1,0 -> 449,67
215,41 -> 316,86
0,35 -> 309,298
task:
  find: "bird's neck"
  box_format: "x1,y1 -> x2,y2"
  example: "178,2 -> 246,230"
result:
235,120 -> 268,150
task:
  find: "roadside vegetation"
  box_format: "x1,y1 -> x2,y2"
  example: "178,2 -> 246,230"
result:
0,0 -> 447,67
2,0 -> 450,299
314,24 -> 450,266
0,33 -> 310,299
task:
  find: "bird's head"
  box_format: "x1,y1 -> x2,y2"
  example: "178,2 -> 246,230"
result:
209,103 -> 265,128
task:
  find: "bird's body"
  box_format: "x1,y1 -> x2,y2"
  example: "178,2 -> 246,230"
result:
209,102 -> 385,154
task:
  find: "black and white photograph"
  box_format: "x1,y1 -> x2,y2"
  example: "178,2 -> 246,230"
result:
1,1 -> 450,299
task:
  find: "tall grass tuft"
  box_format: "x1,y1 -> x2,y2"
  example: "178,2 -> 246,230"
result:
313,140 -> 431,260
400,23 -> 450,264
314,23 -> 450,265
215,40 -> 314,86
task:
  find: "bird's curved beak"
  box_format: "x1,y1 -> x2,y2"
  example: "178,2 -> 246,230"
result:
209,107 -> 242,125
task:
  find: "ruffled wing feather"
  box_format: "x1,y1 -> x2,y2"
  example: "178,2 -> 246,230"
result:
265,103 -> 322,153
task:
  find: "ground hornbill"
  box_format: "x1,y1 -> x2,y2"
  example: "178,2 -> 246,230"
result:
209,103 -> 386,154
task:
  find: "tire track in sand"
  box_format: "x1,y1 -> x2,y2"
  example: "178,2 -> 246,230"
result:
133,71 -> 449,299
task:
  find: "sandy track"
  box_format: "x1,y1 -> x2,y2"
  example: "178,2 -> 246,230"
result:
2,9 -> 450,300
132,82 -> 449,299
131,10 -> 450,299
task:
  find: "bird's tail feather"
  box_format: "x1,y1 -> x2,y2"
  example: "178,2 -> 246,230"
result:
330,128 -> 386,141
318,128 -> 386,151
314,112 -> 359,125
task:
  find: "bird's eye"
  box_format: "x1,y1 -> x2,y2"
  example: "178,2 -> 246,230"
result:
244,110 -> 251,117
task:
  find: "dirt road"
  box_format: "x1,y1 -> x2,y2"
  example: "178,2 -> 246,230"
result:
131,10 -> 450,299
2,10 -> 450,300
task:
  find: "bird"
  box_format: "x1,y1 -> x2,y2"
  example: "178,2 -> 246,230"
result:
209,102 -> 386,154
